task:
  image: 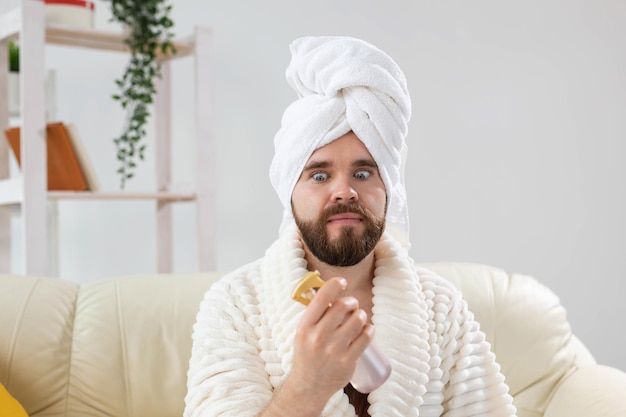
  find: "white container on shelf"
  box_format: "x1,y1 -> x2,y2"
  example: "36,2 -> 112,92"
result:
43,0 -> 95,29
8,70 -> 57,120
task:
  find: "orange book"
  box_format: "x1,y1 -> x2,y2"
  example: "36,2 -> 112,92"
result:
4,122 -> 88,191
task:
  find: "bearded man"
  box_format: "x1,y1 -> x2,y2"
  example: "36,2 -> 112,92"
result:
184,36 -> 517,417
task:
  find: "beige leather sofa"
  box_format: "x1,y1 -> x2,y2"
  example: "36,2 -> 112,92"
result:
1,263 -> 625,417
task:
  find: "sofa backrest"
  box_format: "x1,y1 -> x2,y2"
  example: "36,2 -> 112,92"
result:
424,263 -> 593,416
0,264 -> 592,417
1,272 -> 221,417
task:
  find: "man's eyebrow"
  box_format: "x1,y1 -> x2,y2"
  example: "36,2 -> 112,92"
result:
353,159 -> 378,168
303,159 -> 378,171
303,160 -> 331,171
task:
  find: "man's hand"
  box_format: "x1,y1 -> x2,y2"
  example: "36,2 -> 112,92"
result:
260,277 -> 373,417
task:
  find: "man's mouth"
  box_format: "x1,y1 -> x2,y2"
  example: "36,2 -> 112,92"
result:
327,212 -> 363,225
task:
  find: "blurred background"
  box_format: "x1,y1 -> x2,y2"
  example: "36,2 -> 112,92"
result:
2,0 -> 625,370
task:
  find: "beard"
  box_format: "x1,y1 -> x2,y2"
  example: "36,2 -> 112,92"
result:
295,203 -> 385,267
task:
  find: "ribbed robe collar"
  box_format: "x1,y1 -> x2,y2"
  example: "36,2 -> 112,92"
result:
257,223 -> 432,417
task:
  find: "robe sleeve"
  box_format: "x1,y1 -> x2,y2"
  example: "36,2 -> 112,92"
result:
184,277 -> 273,417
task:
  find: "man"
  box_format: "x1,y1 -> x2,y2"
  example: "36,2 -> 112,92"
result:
184,36 -> 517,417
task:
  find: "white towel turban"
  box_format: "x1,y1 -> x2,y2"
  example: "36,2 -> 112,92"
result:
270,36 -> 412,248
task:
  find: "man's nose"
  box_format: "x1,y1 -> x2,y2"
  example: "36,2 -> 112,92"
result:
331,178 -> 358,202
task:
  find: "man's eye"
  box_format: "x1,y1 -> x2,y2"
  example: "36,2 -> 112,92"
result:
312,172 -> 328,181
354,170 -> 371,180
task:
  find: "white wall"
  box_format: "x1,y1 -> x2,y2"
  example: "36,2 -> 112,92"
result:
3,0 -> 625,370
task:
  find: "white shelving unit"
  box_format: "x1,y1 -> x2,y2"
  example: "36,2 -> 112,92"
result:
0,0 -> 215,276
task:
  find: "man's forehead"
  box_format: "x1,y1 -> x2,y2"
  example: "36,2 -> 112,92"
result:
304,132 -> 377,166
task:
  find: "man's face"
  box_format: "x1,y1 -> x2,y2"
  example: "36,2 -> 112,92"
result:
291,132 -> 387,266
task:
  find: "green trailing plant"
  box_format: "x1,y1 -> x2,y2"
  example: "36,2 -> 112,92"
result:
108,0 -> 176,189
8,40 -> 19,72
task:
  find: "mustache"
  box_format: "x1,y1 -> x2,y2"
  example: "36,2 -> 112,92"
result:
320,203 -> 371,222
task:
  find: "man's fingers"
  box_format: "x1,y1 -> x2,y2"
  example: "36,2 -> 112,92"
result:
300,277 -> 347,325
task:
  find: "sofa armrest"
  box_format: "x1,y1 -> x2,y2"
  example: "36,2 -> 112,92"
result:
544,365 -> 626,417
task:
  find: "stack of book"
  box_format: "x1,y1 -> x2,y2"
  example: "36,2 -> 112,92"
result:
4,122 -> 99,191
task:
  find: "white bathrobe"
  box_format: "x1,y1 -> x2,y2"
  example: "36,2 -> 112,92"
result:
184,223 -> 517,417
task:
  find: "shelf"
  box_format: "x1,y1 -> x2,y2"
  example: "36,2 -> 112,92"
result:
0,178 -> 195,205
0,0 -> 215,276
0,7 -> 193,60
47,191 -> 196,202
45,25 -> 194,59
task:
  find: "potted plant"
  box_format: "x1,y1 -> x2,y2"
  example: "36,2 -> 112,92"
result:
107,0 -> 176,188
8,39 -> 19,73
